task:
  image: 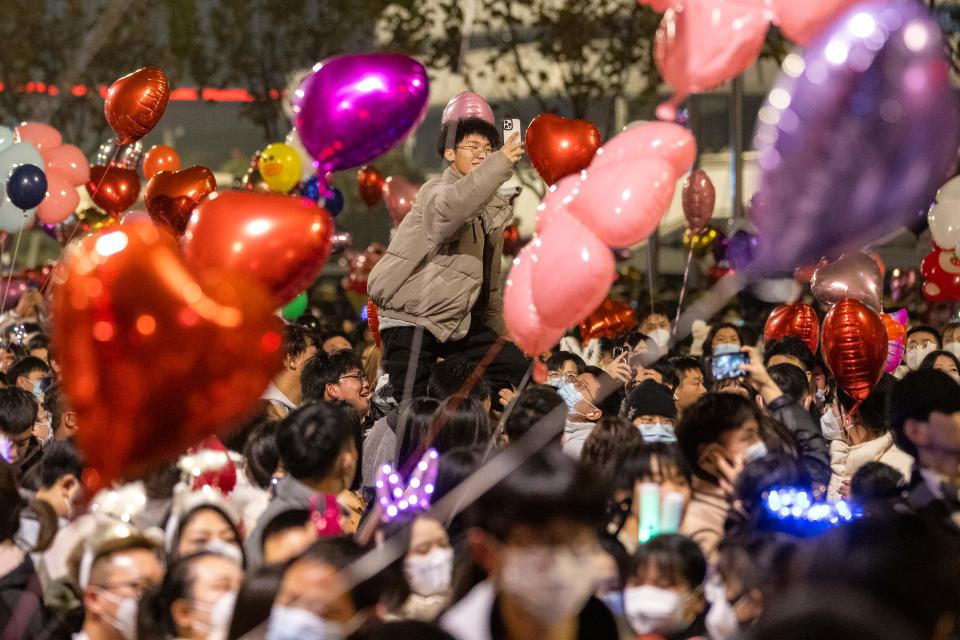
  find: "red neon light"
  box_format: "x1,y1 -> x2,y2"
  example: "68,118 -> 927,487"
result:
0,82 -> 277,102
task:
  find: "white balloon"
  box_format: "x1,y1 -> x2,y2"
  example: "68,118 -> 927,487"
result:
0,127 -> 13,155
0,197 -> 31,233
928,175 -> 960,253
284,129 -> 316,182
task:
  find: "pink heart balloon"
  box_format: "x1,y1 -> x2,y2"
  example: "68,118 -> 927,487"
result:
654,0 -> 770,121
531,210 -> 615,329
591,121 -> 696,177
504,245 -> 566,355
566,156 -> 676,248
382,176 -> 420,226
639,0 -> 679,10
771,0 -> 861,45
36,170 -> 79,225
441,91 -> 495,126
535,174 -> 582,233
15,122 -> 62,152
41,144 -> 90,185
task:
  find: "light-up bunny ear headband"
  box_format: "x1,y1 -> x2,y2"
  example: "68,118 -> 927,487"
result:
376,447 -> 439,523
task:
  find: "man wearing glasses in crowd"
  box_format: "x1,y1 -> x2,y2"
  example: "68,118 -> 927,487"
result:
369,111 -> 527,404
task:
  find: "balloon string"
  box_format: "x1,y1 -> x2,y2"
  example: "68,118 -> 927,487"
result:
646,241 -> 656,314
39,145 -> 125,292
673,246 -> 695,336
1,213 -> 28,312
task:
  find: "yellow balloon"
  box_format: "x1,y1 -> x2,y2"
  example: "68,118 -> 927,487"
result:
257,143 -> 302,193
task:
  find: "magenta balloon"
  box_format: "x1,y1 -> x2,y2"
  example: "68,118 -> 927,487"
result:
441,91 -> 495,126
293,54 -> 429,173
751,0 -> 960,273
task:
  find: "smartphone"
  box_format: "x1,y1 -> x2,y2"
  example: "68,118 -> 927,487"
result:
712,352 -> 749,380
502,118 -> 522,143
613,346 -> 628,360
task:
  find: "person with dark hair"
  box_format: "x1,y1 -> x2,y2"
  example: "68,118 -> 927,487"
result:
887,369 -> 960,539
580,416 -> 644,486
225,564 -> 285,640
26,334 -> 50,365
763,336 -> 815,379
676,393 -> 765,562
301,350 -> 371,416
849,461 -> 905,505
260,509 -> 317,567
7,354 -> 50,395
441,446 -> 617,640
429,396 -> 492,458
171,504 -> 245,566
622,380 -> 679,442
919,348 -> 960,382
0,386 -> 41,478
266,537 -> 385,639
904,324 -> 940,371
561,364 -> 628,458
941,320 -> 960,358
767,363 -> 811,410
434,444 -> 488,504
545,351 -> 587,385
826,380 -> 913,501
639,303 -> 673,350
425,358 -> 492,406
724,453 -> 812,537
704,322 -> 743,358
368,114 -> 528,404
44,382 -> 77,441
642,357 -> 679,391
138,550 -> 244,640
261,324 -> 318,419
501,384 -> 565,446
669,357 -> 706,414
622,534 -> 708,639
17,439 -> 83,554
320,329 -> 353,355
0,460 -> 48,638
394,397 -> 442,474
245,402 -> 359,568
349,620 -> 457,640
242,420 -> 280,490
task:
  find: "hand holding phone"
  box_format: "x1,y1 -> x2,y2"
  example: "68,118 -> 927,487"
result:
502,119 -> 524,164
712,352 -> 749,380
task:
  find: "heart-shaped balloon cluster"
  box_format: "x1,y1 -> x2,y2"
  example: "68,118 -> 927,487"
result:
86,165 -> 141,217
820,299 -> 887,403
505,121 -> 695,355
144,166 -> 217,236
763,302 -> 819,356
52,221 -> 283,484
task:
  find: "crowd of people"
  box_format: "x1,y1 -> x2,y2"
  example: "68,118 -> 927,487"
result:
0,116 -> 959,640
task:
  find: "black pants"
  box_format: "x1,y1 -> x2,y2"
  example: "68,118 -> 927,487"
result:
380,321 -> 530,402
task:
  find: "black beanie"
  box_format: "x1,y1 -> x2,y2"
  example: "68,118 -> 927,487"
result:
624,380 -> 677,422
887,369 -> 960,458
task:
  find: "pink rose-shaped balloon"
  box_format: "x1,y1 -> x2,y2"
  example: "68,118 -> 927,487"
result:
592,121 -> 696,177
535,174 -> 582,233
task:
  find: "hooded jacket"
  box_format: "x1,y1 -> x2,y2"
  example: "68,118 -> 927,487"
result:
368,152 -> 514,342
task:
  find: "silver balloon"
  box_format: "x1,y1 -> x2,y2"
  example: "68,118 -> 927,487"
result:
810,252 -> 883,312
94,139 -> 143,170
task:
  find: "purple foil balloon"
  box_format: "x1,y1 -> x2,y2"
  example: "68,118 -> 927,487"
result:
727,230 -> 758,271
751,0 -> 960,273
294,53 -> 429,173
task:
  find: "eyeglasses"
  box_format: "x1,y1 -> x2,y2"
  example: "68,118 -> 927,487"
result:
456,143 -> 493,156
338,371 -> 366,383
547,372 -> 577,384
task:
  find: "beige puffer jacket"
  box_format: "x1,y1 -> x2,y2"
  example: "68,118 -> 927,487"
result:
368,152 -> 513,342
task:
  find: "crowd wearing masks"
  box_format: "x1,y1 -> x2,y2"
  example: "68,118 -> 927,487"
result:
1,113 -> 960,640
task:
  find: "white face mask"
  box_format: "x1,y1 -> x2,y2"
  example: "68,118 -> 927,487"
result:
648,328 -> 671,349
906,343 -> 935,370
944,341 -> 960,359
712,343 -> 740,356
500,546 -> 596,623
404,546 -> 453,597
96,588 -> 139,640
704,579 -> 739,640
638,421 -> 677,443
266,606 -> 345,640
745,440 -> 768,463
623,585 -> 687,635
204,539 -> 244,565
820,410 -> 845,441
191,592 -> 237,640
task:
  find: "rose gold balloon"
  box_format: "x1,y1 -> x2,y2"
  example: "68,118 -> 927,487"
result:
764,302 -> 819,356
526,114 -> 602,186
85,165 -> 141,215
382,176 -> 419,226
821,299 -> 887,403
357,165 -> 386,208
144,166 -> 217,237
182,191 -> 334,304
580,299 -> 637,342
682,168 -> 716,232
52,221 -> 282,483
104,67 -> 170,145
810,252 -> 883,312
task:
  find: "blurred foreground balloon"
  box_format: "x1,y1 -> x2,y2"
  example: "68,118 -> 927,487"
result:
751,0 -> 960,272
821,299 -> 886,403
526,114 -> 601,186
294,53 -> 429,173
770,0 -> 862,45
183,191 -> 334,304
383,176 -> 419,226
764,302 -> 820,356
810,252 -> 883,312
580,298 -> 636,342
358,165 -> 386,208
281,291 -> 309,321
142,145 -> 181,180
726,230 -> 758,271
52,221 -> 281,482
504,245 -> 565,356
593,121 -> 696,176
104,67 -> 170,145
144,166 -> 217,236
441,91 -> 494,125
322,188 -> 344,216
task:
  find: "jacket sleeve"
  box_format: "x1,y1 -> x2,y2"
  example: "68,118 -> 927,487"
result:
423,152 -> 514,246
768,395 -> 832,488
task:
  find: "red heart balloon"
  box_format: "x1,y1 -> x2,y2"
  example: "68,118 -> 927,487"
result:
821,299 -> 887,403
764,302 -> 820,356
357,165 -> 386,208
144,166 -> 218,237
86,165 -> 141,215
52,221 -> 282,483
104,67 -> 170,145
525,114 -> 601,186
182,191 -> 334,304
580,298 -> 637,342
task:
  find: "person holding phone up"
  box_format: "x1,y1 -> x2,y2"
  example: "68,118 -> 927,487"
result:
369,114 -> 527,402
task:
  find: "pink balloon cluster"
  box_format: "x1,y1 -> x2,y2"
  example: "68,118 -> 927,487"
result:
16,122 -> 90,225
639,0 -> 862,121
505,122 -> 695,355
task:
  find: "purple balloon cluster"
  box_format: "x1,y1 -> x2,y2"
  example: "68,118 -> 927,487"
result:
750,0 -> 960,273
